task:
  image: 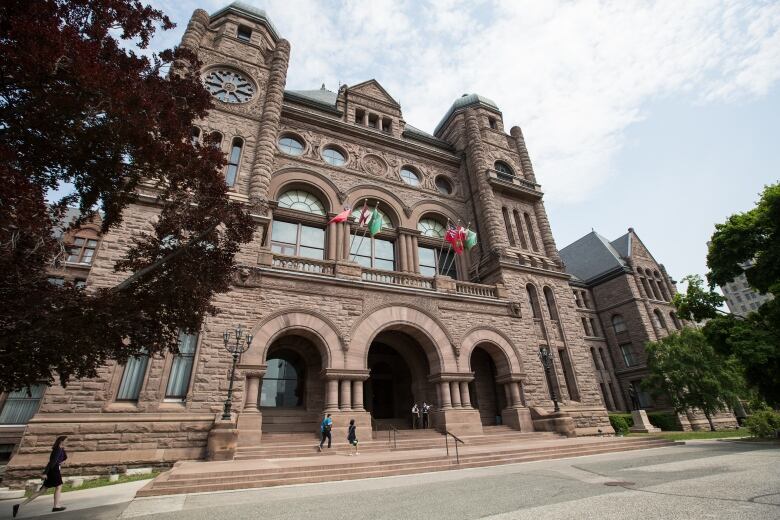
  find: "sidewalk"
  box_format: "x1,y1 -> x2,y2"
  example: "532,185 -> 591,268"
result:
0,479 -> 149,520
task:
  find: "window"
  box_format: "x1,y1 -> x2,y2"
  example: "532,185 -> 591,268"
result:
502,207 -> 516,246
382,118 -> 392,133
351,234 -> 395,271
225,137 -> 243,187
599,349 -> 609,371
67,237 -> 98,264
350,206 -> 393,230
523,213 -> 539,252
0,385 -> 45,424
368,113 -> 379,128
419,246 -> 456,278
612,314 -> 627,333
631,379 -> 653,408
208,131 -> 223,148
165,331 -> 198,399
435,176 -> 453,195
400,167 -> 421,186
355,108 -> 365,124
116,352 -> 149,401
261,356 -> 303,407
190,127 -> 201,145
494,161 -> 514,177
543,286 -> 560,321
277,190 -> 326,215
582,317 -> 591,336
590,348 -> 600,370
271,221 -> 325,259
417,218 -> 446,238
526,284 -> 542,319
620,343 -> 636,367
278,136 -> 304,156
573,291 -> 583,308
237,25 -> 252,42
47,277 -> 65,286
488,117 -> 497,129
322,147 -> 346,166
513,210 -> 529,249
653,309 -> 667,331
589,318 -> 599,336
75,279 -> 87,289
670,312 -> 681,330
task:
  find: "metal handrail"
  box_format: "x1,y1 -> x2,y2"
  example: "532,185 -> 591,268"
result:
371,418 -> 398,449
445,430 -> 465,464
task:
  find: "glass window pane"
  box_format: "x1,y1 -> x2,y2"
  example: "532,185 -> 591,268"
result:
299,246 -> 324,259
350,233 -> 371,256
277,190 -> 326,215
86,240 -> 98,247
300,225 -> 324,248
260,358 -> 300,407
419,247 -> 436,269
418,219 -> 446,238
81,248 -> 94,264
230,143 -> 242,164
323,148 -> 345,166
278,137 -> 304,155
116,355 -> 149,401
353,255 -> 371,268
439,248 -> 456,277
73,238 -> 85,246
271,221 -> 298,244
67,249 -> 80,262
0,384 -> 45,425
226,164 -> 238,186
374,258 -> 395,271
401,168 -> 420,186
374,239 -> 394,261
420,265 -> 436,277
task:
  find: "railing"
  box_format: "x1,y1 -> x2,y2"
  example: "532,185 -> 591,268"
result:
272,254 -> 335,275
455,280 -> 497,298
361,268 -> 434,290
445,430 -> 465,464
371,417 -> 398,449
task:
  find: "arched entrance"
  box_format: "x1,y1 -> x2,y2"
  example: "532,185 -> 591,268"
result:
470,346 -> 507,426
365,330 -> 434,428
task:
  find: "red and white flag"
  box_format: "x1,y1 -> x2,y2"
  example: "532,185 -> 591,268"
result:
327,206 -> 351,225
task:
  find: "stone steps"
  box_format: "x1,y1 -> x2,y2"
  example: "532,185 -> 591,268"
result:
138,437 -> 680,497
0,486 -> 25,500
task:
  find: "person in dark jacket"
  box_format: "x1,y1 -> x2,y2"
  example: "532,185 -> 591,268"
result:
347,419 -> 359,456
13,435 -> 68,517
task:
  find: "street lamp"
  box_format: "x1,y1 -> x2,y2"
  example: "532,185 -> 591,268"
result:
537,346 -> 560,412
222,324 -> 253,421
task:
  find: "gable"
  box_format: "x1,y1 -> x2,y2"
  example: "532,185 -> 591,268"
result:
629,230 -> 660,266
349,80 -> 400,108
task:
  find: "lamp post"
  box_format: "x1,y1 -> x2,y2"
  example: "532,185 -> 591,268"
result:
222,324 -> 253,421
537,346 -> 560,412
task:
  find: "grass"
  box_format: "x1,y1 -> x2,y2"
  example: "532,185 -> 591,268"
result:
627,428 -> 750,441
25,471 -> 159,497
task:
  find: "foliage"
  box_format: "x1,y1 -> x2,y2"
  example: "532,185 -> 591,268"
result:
609,414 -> 631,435
0,1 -> 255,392
629,429 -> 748,441
744,410 -> 780,438
672,275 -> 724,322
646,412 -> 679,431
26,471 -> 159,497
643,328 -> 745,431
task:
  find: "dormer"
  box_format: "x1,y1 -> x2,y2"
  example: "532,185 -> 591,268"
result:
343,80 -> 404,138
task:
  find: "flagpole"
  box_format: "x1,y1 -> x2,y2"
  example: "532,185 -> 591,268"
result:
436,219 -> 451,273
351,201 -> 378,261
442,221 -> 470,276
347,199 -> 367,258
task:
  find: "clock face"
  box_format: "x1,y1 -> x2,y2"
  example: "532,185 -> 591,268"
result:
203,69 -> 255,103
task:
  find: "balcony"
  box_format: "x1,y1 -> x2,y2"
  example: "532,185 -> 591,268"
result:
486,169 -> 543,199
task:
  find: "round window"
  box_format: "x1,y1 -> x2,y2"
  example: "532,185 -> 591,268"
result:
322,147 -> 346,166
278,136 -> 304,156
400,167 -> 421,186
435,176 -> 453,195
203,69 -> 255,103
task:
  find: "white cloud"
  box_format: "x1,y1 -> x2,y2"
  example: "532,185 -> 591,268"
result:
151,0 -> 780,202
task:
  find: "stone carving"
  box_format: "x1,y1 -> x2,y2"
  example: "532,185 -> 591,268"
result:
361,154 -> 387,176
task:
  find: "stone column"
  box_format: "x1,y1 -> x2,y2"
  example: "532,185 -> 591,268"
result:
324,379 -> 339,412
334,222 -> 345,260
352,380 -> 364,411
398,233 -> 409,271
509,126 -> 538,183
363,111 -> 369,126
533,200 -> 561,264
180,9 -> 210,51
439,382 -> 452,409
503,383 -> 513,408
517,382 -> 527,406
460,382 -> 471,408
327,221 -> 337,260
449,381 -> 461,407
404,234 -> 414,272
464,109 -> 509,253
244,375 -> 261,411
248,40 -> 291,204
411,235 -> 420,273
340,379 -> 352,411
510,382 -> 522,409
342,222 -> 351,260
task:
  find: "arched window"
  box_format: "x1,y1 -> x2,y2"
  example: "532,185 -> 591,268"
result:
322,146 -> 346,166
207,131 -> 223,149
494,161 -> 514,177
599,348 -> 609,371
653,309 -> 667,331
543,286 -> 560,321
350,206 -> 393,230
400,167 -> 421,186
190,127 -> 201,145
272,190 -> 327,259
523,212 -> 539,252
116,351 -> 149,401
225,137 -> 243,187
350,205 -> 395,271
582,317 -> 592,336
513,210 -> 529,249
278,135 -> 304,156
261,354 -> 305,407
166,330 -> 198,399
67,235 -> 98,265
590,347 -> 601,370
527,284 -> 542,319
435,176 -> 453,195
612,314 -> 627,333
655,271 -> 670,301
502,207 -> 516,246
670,312 -> 681,330
417,217 -> 455,278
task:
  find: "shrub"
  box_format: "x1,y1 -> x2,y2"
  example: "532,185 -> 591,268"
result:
609,414 -> 631,434
745,410 -> 780,438
647,412 -> 679,431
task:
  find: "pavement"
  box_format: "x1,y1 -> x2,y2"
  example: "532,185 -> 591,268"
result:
1,439 -> 778,519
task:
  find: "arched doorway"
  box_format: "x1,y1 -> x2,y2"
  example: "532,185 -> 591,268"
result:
470,346 -> 507,426
365,330 -> 434,428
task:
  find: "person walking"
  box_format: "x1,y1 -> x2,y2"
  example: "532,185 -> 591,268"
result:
13,435 -> 68,517
318,413 -> 333,451
422,402 -> 430,429
411,403 -> 420,429
347,419 -> 359,456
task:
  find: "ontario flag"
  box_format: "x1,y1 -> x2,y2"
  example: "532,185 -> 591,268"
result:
445,223 -> 465,254
327,206 -> 351,225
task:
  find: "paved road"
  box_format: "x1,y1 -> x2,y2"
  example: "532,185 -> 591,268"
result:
4,440 -> 779,519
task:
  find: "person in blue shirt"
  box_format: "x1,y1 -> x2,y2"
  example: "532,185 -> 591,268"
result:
318,413 -> 333,451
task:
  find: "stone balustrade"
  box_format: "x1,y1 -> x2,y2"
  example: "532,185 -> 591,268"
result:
455,280 -> 498,298
361,268 -> 434,290
271,254 -> 335,275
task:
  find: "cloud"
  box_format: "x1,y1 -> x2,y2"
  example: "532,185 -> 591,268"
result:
150,0 -> 780,202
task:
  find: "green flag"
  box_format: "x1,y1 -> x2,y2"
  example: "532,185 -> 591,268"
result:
368,208 -> 383,236
465,229 -> 478,250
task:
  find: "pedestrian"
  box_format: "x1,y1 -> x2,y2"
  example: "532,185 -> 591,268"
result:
347,419 -> 359,456
13,435 -> 68,517
422,402 -> 430,429
411,403 -> 420,429
318,413 -> 332,451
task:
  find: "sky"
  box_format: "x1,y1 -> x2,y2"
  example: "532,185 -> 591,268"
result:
144,0 -> 780,285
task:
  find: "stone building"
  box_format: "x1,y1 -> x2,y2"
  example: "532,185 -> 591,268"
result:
6,2 -> 617,479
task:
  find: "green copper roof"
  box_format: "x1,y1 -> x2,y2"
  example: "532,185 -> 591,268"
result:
210,2 -> 281,41
434,93 -> 500,136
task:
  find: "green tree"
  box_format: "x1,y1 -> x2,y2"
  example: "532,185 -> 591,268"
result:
644,328 -> 745,431
674,184 -> 780,406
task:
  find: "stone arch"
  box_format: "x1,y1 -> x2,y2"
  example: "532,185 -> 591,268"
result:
245,309 -> 341,368
349,304 -> 454,374
346,185 -> 407,228
269,167 -> 342,213
460,327 -> 523,376
410,200 -> 465,228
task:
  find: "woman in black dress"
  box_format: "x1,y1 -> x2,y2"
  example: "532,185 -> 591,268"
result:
13,435 -> 68,517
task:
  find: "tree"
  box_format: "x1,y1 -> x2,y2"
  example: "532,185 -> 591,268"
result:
0,0 -> 255,392
643,328 -> 745,431
674,184 -> 780,406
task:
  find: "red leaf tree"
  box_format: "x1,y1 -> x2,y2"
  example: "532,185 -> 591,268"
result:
0,0 -> 255,391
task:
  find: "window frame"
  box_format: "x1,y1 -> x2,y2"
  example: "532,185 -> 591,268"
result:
0,384 -> 46,425
322,146 -> 347,167
115,352 -> 150,402
270,220 -> 326,260
164,331 -> 199,400
66,236 -> 99,265
277,135 -> 305,156
225,137 -> 244,187
418,245 -> 457,278
350,232 -> 395,271
620,343 -> 636,367
400,167 -> 421,186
